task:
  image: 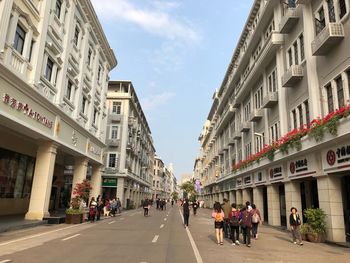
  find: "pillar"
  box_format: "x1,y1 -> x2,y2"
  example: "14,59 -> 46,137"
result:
71,157 -> 88,199
253,187 -> 264,222
317,175 -> 346,242
236,190 -> 243,206
267,184 -> 281,226
229,191 -> 236,204
25,142 -> 58,220
242,188 -> 252,204
90,164 -> 102,200
0,0 -> 14,53
285,181 -> 302,226
116,177 -> 125,206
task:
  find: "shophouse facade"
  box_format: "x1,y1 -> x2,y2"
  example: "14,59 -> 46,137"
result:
0,0 -> 117,219
103,81 -> 154,209
196,0 -> 350,243
152,155 -> 165,199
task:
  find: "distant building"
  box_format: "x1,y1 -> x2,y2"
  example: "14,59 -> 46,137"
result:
103,81 -> 155,208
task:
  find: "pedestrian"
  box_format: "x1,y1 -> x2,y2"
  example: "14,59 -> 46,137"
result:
193,200 -> 198,215
222,198 -> 231,238
241,206 -> 253,247
171,199 -> 174,207
212,202 -> 225,245
156,198 -> 160,210
104,199 -> 110,216
228,203 -> 241,246
116,198 -> 121,214
183,198 -> 190,228
89,197 -> 97,223
143,199 -> 149,216
163,199 -> 167,210
290,207 -> 303,245
110,198 -> 116,217
251,204 -> 262,239
96,199 -> 104,220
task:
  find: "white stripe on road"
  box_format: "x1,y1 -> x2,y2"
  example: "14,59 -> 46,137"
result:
164,218 -> 167,221
62,234 -> 81,241
179,210 -> 203,263
160,224 -> 164,229
0,260 -> 12,263
108,221 -> 116,225
152,235 -> 159,243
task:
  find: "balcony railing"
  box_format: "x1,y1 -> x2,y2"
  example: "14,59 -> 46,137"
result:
282,65 -> 304,87
312,23 -> 345,56
107,139 -> 120,147
249,108 -> 263,122
104,167 -> 118,174
109,114 -> 122,122
262,92 -> 278,108
279,7 -> 299,34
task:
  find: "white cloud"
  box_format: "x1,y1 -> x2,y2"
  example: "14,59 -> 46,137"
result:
141,92 -> 176,112
91,0 -> 201,43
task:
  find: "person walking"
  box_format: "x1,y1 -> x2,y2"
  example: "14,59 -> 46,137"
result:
171,199 -> 174,207
96,199 -> 104,221
116,198 -> 121,214
241,206 -> 253,247
251,204 -> 262,239
156,198 -> 160,210
183,198 -> 190,228
193,200 -> 199,216
143,199 -> 149,216
290,207 -> 303,245
228,203 -> 242,246
222,198 -> 231,238
89,197 -> 97,223
212,202 -> 225,245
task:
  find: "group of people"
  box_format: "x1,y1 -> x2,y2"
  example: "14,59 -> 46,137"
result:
88,196 -> 122,222
156,198 -> 168,210
212,199 -> 262,247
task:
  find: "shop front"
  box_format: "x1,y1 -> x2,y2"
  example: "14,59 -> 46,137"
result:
102,177 -> 117,200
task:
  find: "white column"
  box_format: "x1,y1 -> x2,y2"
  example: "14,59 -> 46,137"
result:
253,187 -> 264,222
5,10 -> 19,46
267,184 -> 281,226
285,181 -> 302,226
236,189 -> 243,206
0,0 -> 14,54
90,164 -> 102,200
25,142 -> 58,220
71,157 -> 88,199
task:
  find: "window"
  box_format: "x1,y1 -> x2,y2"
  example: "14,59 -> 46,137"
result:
66,80 -> 73,100
45,57 -> 54,81
255,133 -> 264,153
270,122 -> 280,142
325,84 -> 334,113
111,126 -> 119,139
288,49 -> 293,67
336,76 -> 345,108
293,41 -> 299,65
299,34 -> 305,61
254,87 -> 263,109
347,71 -> 350,96
81,96 -> 87,114
73,26 -> 80,46
55,0 -> 62,19
245,142 -> 252,158
298,105 -> 303,127
108,153 -> 117,168
112,101 -> 122,114
14,24 -> 26,54
316,7 -> 326,35
304,100 -> 310,126
87,48 -> 92,66
339,0 -> 347,19
93,108 -> 98,124
327,0 -> 336,22
292,109 -> 297,129
97,65 -> 102,82
244,102 -> 251,121
28,40 -> 35,62
268,69 -> 277,92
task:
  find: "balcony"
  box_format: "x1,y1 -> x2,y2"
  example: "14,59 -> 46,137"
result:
232,131 -> 242,140
104,167 -> 118,174
282,65 -> 304,87
109,114 -> 122,122
249,108 -> 263,122
279,7 -> 299,34
312,23 -> 344,56
239,122 -> 250,132
262,92 -> 278,108
107,139 -> 120,147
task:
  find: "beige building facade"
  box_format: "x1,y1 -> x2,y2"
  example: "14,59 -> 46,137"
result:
0,0 -> 117,219
197,0 -> 350,243
103,81 -> 154,209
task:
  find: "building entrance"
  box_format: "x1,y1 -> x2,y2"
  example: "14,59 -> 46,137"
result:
342,176 -> 350,242
263,186 -> 268,223
279,184 -> 287,227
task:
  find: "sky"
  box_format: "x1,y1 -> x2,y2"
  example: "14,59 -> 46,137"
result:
91,0 -> 254,179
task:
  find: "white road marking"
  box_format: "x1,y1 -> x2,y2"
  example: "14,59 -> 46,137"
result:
179,210 -> 203,263
108,221 -> 116,225
0,223 -> 87,247
62,234 -> 81,241
164,218 -> 167,221
160,224 -> 164,229
152,235 -> 159,243
0,260 -> 12,263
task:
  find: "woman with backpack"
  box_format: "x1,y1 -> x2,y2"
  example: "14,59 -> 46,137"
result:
228,203 -> 242,246
251,204 -> 262,239
289,207 -> 303,245
241,206 -> 253,247
212,202 -> 225,245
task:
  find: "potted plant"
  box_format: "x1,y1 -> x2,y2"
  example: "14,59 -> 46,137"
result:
65,179 -> 92,224
303,208 -> 327,243
300,223 -> 312,241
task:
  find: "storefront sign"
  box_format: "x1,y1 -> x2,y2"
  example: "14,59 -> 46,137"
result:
323,143 -> 350,172
102,178 -> 117,187
288,156 -> 316,178
2,93 -> 53,129
269,166 -> 283,181
254,170 -> 266,185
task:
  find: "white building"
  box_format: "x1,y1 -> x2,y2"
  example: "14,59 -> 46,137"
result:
0,0 -> 117,219
103,80 -> 155,208
197,0 -> 350,243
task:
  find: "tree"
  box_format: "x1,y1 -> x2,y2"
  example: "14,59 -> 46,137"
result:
180,180 -> 197,200
171,191 -> 179,201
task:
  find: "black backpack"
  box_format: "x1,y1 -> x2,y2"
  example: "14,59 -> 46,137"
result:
230,212 -> 240,226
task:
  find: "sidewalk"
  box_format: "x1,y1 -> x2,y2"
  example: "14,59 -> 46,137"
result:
188,208 -> 350,263
0,215 -> 47,233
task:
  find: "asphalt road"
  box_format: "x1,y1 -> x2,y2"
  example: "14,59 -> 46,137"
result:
1,205 -> 350,263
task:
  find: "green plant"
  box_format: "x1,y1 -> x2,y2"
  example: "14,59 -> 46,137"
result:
304,208 -> 327,234
65,208 -> 84,215
66,180 -> 92,215
300,223 -> 312,235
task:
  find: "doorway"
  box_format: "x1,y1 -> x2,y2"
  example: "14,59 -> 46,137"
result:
263,186 -> 269,223
279,184 -> 287,227
342,176 -> 350,242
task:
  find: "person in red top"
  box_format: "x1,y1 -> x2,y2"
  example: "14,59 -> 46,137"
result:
228,203 -> 242,245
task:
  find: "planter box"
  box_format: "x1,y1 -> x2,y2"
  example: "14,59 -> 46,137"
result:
65,213 -> 83,224
306,233 -> 326,243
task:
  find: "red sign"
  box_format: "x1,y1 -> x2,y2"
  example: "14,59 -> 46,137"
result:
290,162 -> 296,174
326,150 -> 336,166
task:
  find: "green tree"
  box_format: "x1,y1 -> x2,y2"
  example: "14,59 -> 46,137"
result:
171,191 -> 179,201
180,180 -> 197,201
